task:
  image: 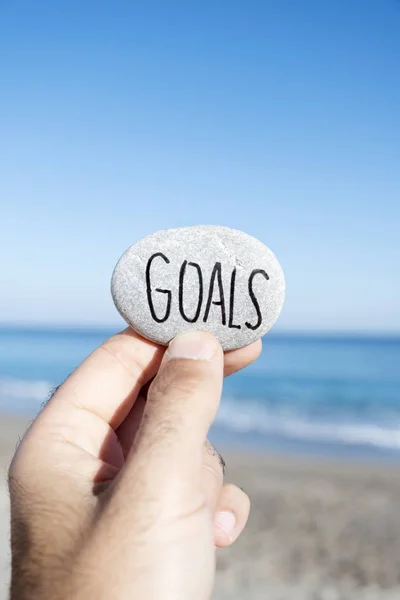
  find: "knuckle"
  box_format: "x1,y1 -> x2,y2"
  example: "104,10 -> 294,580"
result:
8,466 -> 27,504
99,334 -> 146,382
8,452 -> 49,513
8,445 -> 30,497
204,442 -> 225,475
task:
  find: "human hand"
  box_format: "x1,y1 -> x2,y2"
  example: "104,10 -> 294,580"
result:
8,329 -> 260,600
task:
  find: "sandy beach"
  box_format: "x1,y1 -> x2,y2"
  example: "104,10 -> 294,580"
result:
1,415 -> 400,600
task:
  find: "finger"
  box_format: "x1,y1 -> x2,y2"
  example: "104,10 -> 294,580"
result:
116,395 -> 147,459
223,339 -> 262,376
202,441 -> 225,513
20,329 -> 165,460
214,484 -> 250,547
45,328 -> 164,427
115,340 -> 262,457
119,331 -> 224,494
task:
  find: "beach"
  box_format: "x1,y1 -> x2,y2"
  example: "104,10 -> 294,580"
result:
1,415 -> 400,600
215,451 -> 400,600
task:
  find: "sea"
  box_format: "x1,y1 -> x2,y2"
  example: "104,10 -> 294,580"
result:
1,326 -> 400,460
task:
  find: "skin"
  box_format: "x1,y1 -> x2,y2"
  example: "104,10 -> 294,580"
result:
8,329 -> 261,600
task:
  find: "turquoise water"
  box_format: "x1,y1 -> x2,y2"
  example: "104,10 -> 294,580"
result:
1,327 -> 400,457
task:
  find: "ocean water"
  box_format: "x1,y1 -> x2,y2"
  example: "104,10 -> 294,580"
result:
1,327 -> 400,458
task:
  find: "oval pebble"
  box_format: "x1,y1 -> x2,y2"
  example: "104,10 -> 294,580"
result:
111,225 -> 285,351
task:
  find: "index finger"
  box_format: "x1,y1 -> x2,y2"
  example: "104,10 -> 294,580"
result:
43,328 -> 164,429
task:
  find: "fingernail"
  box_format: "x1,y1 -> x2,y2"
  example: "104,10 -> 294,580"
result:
214,511 -> 236,536
167,331 -> 217,360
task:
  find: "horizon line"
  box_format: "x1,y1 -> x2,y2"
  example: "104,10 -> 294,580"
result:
0,323 -> 399,342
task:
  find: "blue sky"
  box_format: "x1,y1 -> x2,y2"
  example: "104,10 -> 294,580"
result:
1,1 -> 399,332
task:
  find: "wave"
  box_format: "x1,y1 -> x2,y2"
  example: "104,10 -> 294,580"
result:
2,377 -> 400,452
0,377 -> 54,406
216,397 -> 400,451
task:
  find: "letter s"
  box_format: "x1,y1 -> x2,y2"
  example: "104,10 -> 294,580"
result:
245,269 -> 269,330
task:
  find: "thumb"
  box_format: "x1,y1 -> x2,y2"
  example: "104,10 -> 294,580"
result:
117,331 -> 224,496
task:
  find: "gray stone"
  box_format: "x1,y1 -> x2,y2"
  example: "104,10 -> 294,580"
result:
111,225 -> 285,351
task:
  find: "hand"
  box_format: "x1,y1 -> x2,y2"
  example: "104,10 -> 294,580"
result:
8,329 -> 260,600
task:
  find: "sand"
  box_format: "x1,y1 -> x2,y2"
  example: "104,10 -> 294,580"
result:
215,452 -> 400,600
1,415 -> 400,599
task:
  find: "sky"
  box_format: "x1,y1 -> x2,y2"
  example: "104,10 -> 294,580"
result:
0,0 -> 399,333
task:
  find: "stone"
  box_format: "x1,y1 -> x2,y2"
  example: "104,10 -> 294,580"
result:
111,225 -> 285,351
